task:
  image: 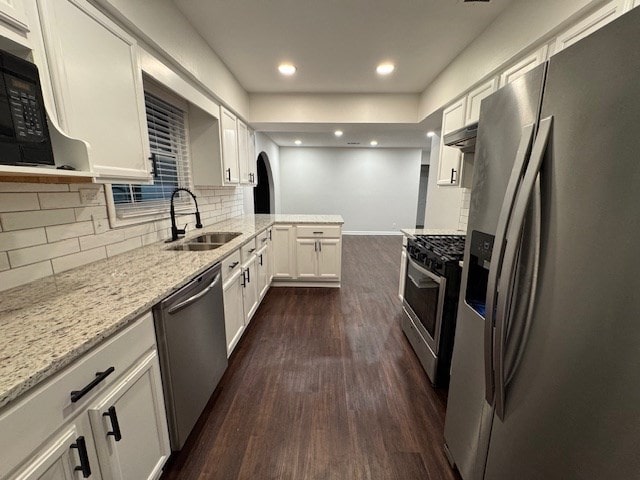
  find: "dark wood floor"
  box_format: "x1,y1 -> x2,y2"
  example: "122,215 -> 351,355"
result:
162,235 -> 461,480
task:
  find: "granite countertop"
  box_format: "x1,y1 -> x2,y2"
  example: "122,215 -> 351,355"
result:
400,228 -> 466,237
0,214 -> 343,409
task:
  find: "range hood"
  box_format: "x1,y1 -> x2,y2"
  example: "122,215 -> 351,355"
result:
443,122 -> 478,153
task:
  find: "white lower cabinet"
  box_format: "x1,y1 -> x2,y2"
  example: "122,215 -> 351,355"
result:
317,239 -> 341,280
256,244 -> 270,300
295,239 -> 317,279
223,268 -> 245,356
272,225 -> 295,278
1,313 -> 170,480
88,352 -> 169,480
242,255 -> 258,324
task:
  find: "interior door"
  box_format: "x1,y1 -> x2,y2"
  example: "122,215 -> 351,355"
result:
484,9 -> 640,479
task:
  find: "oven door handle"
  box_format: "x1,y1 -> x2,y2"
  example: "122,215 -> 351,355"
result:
407,256 -> 442,284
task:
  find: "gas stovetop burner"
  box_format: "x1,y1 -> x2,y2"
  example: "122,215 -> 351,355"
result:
407,234 -> 466,274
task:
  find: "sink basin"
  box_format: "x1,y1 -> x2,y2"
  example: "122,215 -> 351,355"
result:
168,243 -> 223,252
190,232 -> 242,244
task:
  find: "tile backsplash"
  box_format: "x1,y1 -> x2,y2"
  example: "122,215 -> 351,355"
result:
458,188 -> 471,232
0,182 -> 244,291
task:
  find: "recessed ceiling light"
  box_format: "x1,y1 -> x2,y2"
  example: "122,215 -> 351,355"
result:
334,130 -> 343,137
427,131 -> 436,137
278,63 -> 297,76
294,140 -> 302,145
370,140 -> 378,146
376,63 -> 395,75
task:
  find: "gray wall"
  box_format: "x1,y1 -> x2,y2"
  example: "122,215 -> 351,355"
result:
279,147 -> 421,233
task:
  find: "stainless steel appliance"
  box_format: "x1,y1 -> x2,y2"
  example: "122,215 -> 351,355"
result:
445,8 -> 640,479
444,122 -> 478,153
153,263 -> 227,451
402,235 -> 465,385
0,49 -> 54,166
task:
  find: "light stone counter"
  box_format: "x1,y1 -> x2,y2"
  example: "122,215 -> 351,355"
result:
0,214 -> 343,409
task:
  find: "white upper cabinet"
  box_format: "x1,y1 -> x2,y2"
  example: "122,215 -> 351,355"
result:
237,119 -> 250,184
465,77 -> 498,125
248,128 -> 257,186
37,0 -> 151,183
0,0 -> 29,33
555,0 -> 625,53
220,106 -> 239,184
499,45 -> 548,87
437,98 -> 466,186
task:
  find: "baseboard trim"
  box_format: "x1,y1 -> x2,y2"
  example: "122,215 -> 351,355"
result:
271,281 -> 341,288
343,231 -> 403,236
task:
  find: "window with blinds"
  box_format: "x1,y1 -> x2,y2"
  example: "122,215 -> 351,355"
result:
111,87 -> 192,217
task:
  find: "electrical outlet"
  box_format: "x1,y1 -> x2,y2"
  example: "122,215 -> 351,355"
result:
80,188 -> 100,205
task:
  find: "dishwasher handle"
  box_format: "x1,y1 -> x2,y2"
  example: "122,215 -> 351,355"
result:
167,273 -> 221,315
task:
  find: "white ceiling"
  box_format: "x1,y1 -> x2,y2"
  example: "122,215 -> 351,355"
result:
173,0 -> 515,147
174,0 -> 515,94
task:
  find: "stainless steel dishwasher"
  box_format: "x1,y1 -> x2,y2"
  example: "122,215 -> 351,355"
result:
153,263 -> 227,451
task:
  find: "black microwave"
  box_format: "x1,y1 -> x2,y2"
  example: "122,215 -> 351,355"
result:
0,50 -> 54,166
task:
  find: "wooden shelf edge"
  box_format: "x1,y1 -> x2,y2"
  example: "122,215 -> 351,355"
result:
0,166 -> 95,184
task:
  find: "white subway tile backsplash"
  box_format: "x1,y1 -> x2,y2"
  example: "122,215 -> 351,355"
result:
46,221 -> 94,242
1,209 -> 76,231
0,181 -> 243,291
8,238 -> 80,268
51,246 -> 106,274
106,237 -> 142,257
0,261 -> 53,290
79,229 -> 126,250
38,192 -> 82,209
0,252 -> 8,271
0,182 -> 69,193
75,205 -> 108,222
0,193 -> 40,212
0,228 -> 47,250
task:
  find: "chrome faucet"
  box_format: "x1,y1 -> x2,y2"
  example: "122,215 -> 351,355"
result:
169,188 -> 203,242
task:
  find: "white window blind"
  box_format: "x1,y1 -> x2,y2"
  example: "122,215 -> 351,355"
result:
112,87 -> 192,217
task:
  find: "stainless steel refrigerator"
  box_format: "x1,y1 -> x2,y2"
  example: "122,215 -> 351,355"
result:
444,7 -> 640,480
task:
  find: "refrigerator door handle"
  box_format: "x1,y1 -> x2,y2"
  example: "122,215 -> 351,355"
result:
494,116 -> 553,421
484,123 -> 536,405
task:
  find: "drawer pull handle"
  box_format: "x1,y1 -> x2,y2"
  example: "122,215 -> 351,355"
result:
71,367 -> 115,403
103,405 -> 122,441
70,436 -> 92,478
261,237 -> 268,243
229,261 -> 239,269
248,248 -> 256,253
313,231 -> 324,234
259,254 -> 263,266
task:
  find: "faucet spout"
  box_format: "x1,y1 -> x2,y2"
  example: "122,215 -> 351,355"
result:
169,188 -> 203,242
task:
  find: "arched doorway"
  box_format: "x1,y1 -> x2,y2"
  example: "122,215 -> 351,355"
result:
253,152 -> 274,214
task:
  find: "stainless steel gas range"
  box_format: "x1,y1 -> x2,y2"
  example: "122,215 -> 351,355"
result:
402,234 -> 465,386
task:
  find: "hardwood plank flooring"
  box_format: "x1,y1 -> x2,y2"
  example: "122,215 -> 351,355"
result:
162,235 -> 461,480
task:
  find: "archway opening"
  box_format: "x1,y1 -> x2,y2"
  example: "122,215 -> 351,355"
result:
253,152 -> 273,214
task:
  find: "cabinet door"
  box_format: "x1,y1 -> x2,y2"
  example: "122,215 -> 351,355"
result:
38,0 -> 151,182
223,270 -> 245,356
256,245 -> 269,300
0,0 -> 28,32
88,351 -> 170,480
296,239 -> 318,279
499,45 -> 548,87
248,129 -> 257,186
242,257 -> 258,323
237,120 -> 250,184
317,239 -> 341,280
14,420 -> 101,480
437,98 -> 465,186
465,78 -> 498,125
220,107 -> 239,184
272,225 -> 295,278
554,0 -> 624,53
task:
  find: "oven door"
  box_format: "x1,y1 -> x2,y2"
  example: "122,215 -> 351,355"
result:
403,256 -> 447,354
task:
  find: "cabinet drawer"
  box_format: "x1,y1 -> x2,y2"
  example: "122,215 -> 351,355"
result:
296,225 -> 341,238
222,249 -> 241,283
0,313 -> 156,478
240,238 -> 257,262
256,228 -> 271,247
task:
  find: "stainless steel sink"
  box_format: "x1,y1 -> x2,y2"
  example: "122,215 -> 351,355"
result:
190,232 -> 242,244
168,243 -> 223,252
